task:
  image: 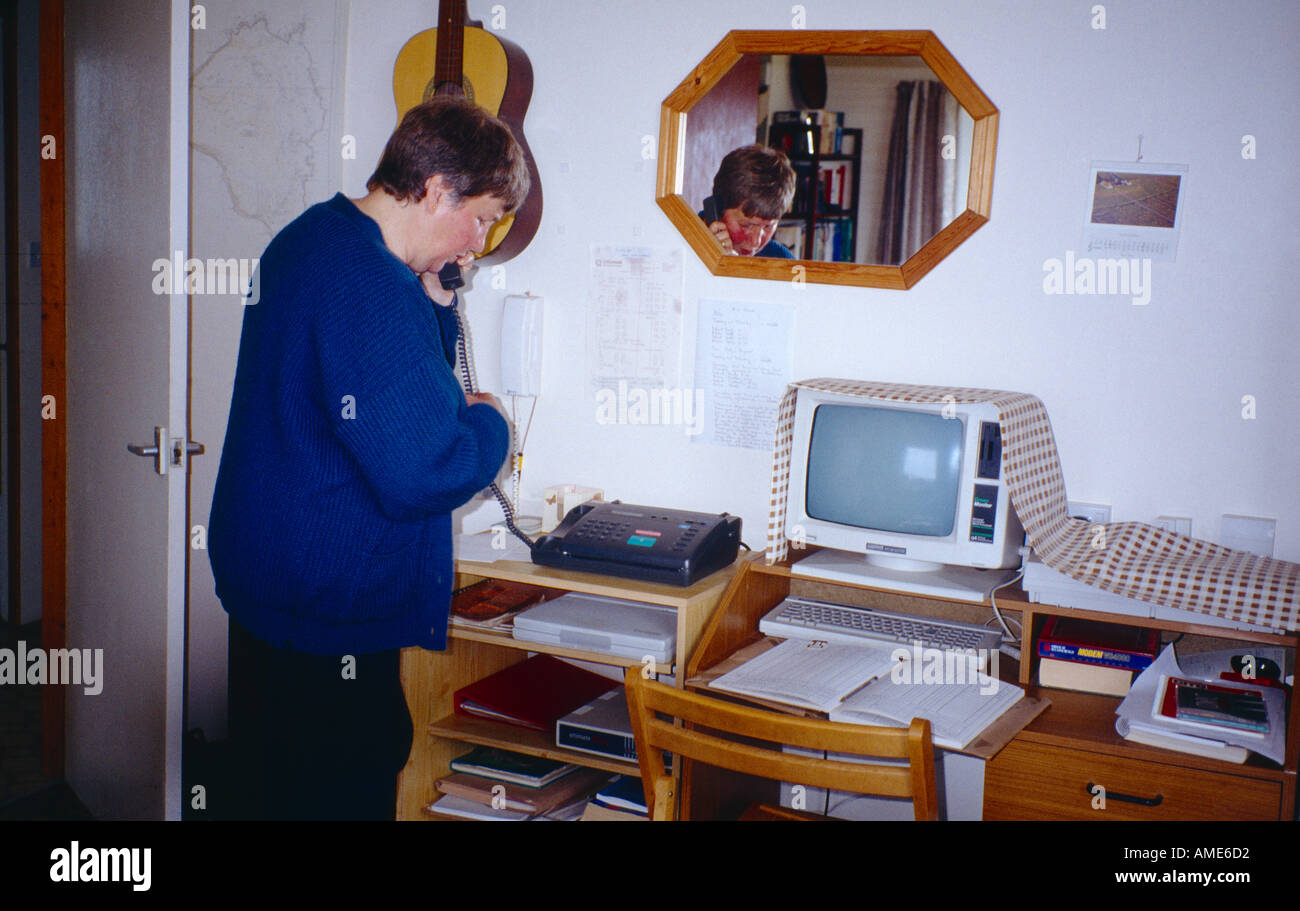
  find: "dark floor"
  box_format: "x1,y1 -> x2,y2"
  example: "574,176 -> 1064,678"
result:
0,780 -> 95,820
0,620 -> 95,820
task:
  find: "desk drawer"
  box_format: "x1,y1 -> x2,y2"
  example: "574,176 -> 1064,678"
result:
984,741 -> 1281,820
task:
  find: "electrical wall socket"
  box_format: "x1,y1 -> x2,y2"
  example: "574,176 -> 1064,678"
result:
1067,501 -> 1111,525
1220,514 -> 1275,557
1155,515 -> 1192,537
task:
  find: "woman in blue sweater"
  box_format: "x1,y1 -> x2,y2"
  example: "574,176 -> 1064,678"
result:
209,97 -> 528,819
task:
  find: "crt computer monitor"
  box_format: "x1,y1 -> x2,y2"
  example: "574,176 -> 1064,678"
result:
784,386 -> 1025,602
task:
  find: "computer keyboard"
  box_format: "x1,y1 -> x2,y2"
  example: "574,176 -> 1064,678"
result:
759,596 -> 1002,658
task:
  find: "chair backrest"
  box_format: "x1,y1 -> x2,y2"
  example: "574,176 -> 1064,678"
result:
623,667 -> 938,820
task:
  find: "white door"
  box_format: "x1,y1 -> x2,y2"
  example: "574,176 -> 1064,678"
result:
63,1 -> 190,820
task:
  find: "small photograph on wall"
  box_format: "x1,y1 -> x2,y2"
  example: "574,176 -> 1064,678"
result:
1082,160 -> 1187,262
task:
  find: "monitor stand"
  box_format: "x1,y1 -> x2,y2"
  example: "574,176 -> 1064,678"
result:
790,549 -> 1017,603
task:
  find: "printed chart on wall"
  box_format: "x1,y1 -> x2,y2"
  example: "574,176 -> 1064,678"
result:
692,299 -> 796,449
587,245 -> 684,397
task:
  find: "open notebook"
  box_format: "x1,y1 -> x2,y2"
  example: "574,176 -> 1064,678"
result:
708,637 -> 1024,750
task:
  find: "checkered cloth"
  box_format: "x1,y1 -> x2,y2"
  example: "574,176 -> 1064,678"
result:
764,379 -> 1299,632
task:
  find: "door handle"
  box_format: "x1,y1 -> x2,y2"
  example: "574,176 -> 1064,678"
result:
127,427 -> 206,474
172,437 -> 205,469
127,426 -> 169,475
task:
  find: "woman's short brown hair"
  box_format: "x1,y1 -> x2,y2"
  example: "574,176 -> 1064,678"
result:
711,145 -> 796,219
366,96 -> 530,211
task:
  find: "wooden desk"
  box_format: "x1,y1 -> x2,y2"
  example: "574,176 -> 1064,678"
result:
395,555 -> 747,820
685,554 -> 1299,821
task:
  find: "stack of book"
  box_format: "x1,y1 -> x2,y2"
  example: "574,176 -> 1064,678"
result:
769,109 -> 846,156
429,746 -> 613,821
580,775 -> 649,821
449,579 -> 551,632
1114,644 -> 1288,765
1036,616 -> 1159,696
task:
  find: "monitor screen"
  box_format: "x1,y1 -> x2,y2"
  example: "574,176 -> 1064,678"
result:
805,404 -> 963,537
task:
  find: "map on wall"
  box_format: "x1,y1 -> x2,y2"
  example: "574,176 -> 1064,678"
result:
191,2 -> 346,243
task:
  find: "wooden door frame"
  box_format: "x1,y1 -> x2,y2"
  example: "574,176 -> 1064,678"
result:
1,0 -> 18,629
39,0 -> 66,779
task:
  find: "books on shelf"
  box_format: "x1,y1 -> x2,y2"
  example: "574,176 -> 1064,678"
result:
449,578 -> 551,630
580,803 -> 646,821
1037,616 -> 1159,672
591,774 -> 648,814
1155,675 -> 1269,736
1116,720 -> 1249,763
580,775 -> 649,821
770,109 -> 846,155
435,746 -> 636,822
436,766 -> 614,814
1114,644 -> 1288,765
428,794 -> 534,821
453,654 -> 621,732
1038,656 -> 1134,697
1035,615 -> 1158,696
448,745 -> 581,789
428,791 -> 596,821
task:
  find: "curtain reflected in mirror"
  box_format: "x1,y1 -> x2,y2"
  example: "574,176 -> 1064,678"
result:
877,80 -> 962,265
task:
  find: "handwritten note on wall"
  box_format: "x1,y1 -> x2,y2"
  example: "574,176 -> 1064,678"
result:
693,299 -> 795,450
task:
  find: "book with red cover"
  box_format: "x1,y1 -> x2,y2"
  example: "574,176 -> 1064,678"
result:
453,654 -> 620,732
450,579 -> 550,629
1037,616 -> 1159,671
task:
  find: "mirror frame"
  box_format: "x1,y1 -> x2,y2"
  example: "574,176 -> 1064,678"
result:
656,30 -> 998,289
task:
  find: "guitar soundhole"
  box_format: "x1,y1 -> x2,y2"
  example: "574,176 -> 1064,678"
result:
424,75 -> 475,105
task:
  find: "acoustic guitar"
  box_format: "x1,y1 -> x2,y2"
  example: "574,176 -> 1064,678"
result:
393,0 -> 542,266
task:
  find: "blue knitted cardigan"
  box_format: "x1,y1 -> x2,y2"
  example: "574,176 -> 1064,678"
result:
209,193 -> 509,654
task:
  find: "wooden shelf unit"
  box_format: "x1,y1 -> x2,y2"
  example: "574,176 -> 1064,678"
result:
394,556 -> 745,820
775,126 -> 864,262
685,553 -> 1298,821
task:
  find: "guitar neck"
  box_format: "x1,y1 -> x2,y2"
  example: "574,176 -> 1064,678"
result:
433,0 -> 468,96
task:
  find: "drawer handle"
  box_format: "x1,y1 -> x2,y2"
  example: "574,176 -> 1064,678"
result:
1085,781 -> 1163,807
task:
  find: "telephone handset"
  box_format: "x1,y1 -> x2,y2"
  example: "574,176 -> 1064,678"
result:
702,196 -> 721,224
531,501 -> 742,586
438,261 -> 465,291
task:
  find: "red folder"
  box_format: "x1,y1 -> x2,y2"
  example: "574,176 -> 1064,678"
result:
453,654 -> 620,732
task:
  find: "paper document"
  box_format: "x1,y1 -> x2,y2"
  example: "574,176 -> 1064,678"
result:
829,675 -> 1025,751
691,298 -> 795,450
587,245 -> 683,395
707,638 -> 899,712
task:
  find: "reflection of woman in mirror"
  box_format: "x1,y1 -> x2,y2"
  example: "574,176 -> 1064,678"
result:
700,145 -> 796,258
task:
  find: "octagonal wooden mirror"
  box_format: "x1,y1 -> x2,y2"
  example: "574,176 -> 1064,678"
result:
656,31 -> 998,289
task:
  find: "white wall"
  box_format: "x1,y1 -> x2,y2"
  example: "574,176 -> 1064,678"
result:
336,0 -> 1300,563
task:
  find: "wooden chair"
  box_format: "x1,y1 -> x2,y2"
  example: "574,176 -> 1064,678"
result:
623,667 -> 939,821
